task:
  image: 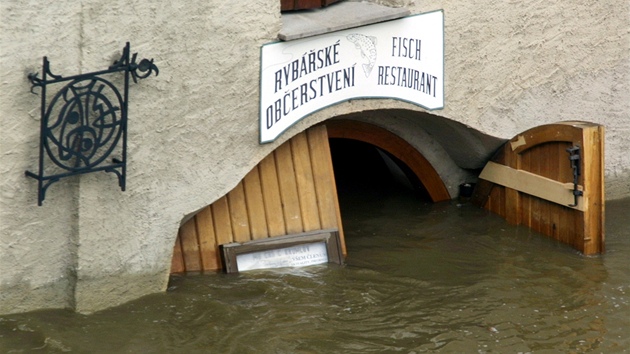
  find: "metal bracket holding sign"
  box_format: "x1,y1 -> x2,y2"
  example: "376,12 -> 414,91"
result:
219,229 -> 344,273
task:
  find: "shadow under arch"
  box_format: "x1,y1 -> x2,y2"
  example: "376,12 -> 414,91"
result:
326,119 -> 451,203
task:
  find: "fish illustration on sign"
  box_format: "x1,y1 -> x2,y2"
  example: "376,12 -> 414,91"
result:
346,33 -> 377,77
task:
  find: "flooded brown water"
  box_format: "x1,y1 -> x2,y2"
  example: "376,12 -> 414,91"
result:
1,185 -> 629,353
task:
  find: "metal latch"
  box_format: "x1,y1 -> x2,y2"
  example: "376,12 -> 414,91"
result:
566,145 -> 583,208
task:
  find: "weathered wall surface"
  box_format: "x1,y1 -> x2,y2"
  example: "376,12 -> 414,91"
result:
1,0 -> 628,314
0,2 -> 82,314
0,0 -> 284,314
433,0 -> 630,198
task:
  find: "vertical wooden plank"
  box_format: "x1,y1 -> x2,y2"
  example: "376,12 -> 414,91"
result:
488,149 -> 507,218
212,196 -> 234,247
519,149 -> 532,228
498,186 -> 506,217
195,206 -> 220,271
550,144 -> 564,238
504,188 -> 520,225
556,141 -> 575,246
489,185 -> 504,217
550,143 -> 563,180
579,128 -> 592,249
521,194 -> 532,229
179,218 -> 202,272
308,125 -> 346,254
504,145 -> 521,225
556,203 -> 581,244
291,131 -> 322,232
474,123 -> 605,255
525,147 -> 542,234
581,125 -> 605,254
539,144 -> 554,236
275,141 -> 304,234
487,186 -> 503,216
170,234 -> 185,273
259,153 -> 287,237
228,182 -> 251,243
549,142 -> 565,242
534,145 -> 549,236
555,205 -> 567,244
307,126 -> 337,229
597,126 -> 606,252
243,166 -> 269,240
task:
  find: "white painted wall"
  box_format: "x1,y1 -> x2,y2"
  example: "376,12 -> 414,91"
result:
1,0 -> 628,314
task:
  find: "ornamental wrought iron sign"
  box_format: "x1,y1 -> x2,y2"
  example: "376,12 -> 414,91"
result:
25,42 -> 158,205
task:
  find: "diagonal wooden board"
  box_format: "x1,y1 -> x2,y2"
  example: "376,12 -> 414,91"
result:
479,161 -> 585,211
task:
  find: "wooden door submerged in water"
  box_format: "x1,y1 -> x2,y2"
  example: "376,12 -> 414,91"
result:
472,121 -> 605,255
171,125 -> 345,273
172,120 -> 605,274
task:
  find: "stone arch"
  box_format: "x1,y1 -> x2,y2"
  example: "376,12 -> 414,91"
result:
326,119 -> 451,202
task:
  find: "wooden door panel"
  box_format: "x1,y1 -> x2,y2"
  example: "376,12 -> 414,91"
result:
291,132 -> 322,231
171,125 -> 345,273
259,154 -> 287,237
473,122 -> 604,255
243,167 -> 269,240
196,207 -> 220,270
275,141 -> 304,234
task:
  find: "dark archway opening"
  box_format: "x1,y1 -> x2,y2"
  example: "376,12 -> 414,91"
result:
329,138 -> 431,206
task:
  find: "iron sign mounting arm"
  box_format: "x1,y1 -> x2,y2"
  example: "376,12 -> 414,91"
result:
25,42 -> 158,206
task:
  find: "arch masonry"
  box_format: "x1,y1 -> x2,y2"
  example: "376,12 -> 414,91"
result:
326,119 -> 451,203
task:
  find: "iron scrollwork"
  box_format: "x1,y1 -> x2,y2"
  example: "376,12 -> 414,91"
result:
25,42 -> 158,205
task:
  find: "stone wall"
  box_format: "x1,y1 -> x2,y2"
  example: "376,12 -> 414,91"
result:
0,0 -> 628,314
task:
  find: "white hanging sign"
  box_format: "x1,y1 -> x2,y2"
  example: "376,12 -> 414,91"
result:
236,242 -> 329,271
259,10 -> 444,143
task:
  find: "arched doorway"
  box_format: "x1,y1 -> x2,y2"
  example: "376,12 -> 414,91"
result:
326,119 -> 450,203
170,119 -> 606,274
170,120 -> 450,273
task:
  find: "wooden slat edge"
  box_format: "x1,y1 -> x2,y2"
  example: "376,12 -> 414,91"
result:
170,233 -> 186,273
195,206 -> 220,271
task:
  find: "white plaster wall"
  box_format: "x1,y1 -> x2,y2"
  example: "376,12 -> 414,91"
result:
71,0 -> 284,312
434,0 -> 630,198
285,0 -> 630,198
0,0 -> 284,314
1,0 -> 628,314
0,2 -> 82,313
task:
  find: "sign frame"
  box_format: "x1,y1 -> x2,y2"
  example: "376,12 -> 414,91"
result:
259,10 -> 444,143
219,229 -> 344,273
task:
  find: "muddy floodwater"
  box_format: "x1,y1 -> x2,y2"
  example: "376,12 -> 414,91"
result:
1,187 -> 629,353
